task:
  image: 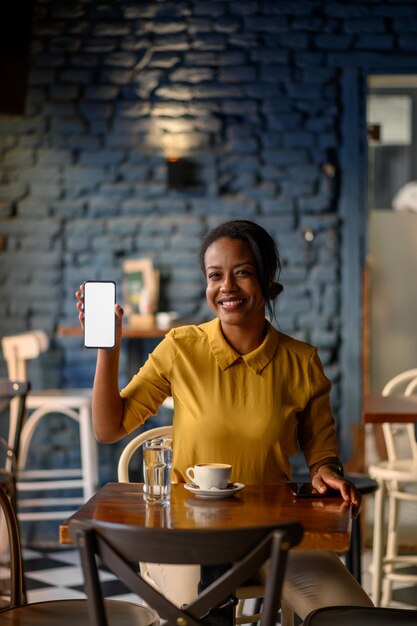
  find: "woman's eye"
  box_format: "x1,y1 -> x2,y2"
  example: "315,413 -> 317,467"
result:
236,269 -> 251,277
208,272 -> 221,280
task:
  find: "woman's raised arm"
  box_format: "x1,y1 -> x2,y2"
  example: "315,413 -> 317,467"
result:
75,286 -> 128,442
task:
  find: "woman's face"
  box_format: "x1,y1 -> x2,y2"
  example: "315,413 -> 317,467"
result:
204,237 -> 266,329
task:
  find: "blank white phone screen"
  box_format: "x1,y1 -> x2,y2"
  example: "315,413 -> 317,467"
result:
84,281 -> 116,348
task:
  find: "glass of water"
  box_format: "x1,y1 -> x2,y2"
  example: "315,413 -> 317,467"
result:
143,437 -> 173,504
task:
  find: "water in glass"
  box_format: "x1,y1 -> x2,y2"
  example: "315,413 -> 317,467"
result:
143,437 -> 172,503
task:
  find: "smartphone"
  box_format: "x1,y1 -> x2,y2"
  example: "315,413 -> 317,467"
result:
83,281 -> 116,349
287,482 -> 340,498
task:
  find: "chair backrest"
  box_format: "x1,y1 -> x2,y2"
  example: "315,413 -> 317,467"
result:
381,369 -> 417,462
118,425 -> 173,483
1,331 -> 49,381
0,484 -> 25,609
69,518 -> 303,626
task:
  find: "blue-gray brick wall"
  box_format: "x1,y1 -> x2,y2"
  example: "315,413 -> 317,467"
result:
1,0 -> 416,544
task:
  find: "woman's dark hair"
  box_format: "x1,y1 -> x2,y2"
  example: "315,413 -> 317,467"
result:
199,220 -> 283,320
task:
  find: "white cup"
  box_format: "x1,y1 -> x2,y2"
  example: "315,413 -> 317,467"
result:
155,311 -> 179,330
185,463 -> 232,490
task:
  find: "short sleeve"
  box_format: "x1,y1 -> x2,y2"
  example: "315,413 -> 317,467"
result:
120,333 -> 177,433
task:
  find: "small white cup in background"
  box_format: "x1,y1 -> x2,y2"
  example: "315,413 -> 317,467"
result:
155,311 -> 179,330
186,463 -> 232,490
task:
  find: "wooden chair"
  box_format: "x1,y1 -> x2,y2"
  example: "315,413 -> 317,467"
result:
0,379 -> 30,511
368,369 -> 417,606
118,424 -> 274,624
69,516 -> 303,626
1,331 -> 98,523
0,379 -> 30,560
0,483 -> 158,624
302,605 -> 417,625
117,425 -> 173,483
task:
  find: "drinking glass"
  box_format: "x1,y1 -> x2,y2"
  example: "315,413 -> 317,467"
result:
143,437 -> 173,503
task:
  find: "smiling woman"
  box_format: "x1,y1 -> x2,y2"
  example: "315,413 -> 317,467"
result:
74,219 -> 373,620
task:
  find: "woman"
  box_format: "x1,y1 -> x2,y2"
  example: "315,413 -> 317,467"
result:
76,219 -> 373,617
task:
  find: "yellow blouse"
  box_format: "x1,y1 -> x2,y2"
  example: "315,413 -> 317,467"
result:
120,318 -> 339,485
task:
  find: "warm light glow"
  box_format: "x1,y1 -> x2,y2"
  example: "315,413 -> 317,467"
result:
147,115 -> 200,159
160,132 -> 194,159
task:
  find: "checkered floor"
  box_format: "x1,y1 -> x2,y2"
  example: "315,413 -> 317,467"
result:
21,546 -> 141,605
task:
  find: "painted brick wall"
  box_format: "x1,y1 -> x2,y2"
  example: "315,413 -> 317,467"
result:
1,0 -> 417,543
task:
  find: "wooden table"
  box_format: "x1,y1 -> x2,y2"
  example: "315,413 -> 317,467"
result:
57,322 -> 185,377
60,482 -> 351,552
57,324 -> 168,339
60,483 -> 351,626
57,323 -> 182,339
362,394 -> 417,460
362,394 -> 417,424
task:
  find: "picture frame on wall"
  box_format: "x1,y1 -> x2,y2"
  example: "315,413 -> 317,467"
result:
122,258 -> 160,327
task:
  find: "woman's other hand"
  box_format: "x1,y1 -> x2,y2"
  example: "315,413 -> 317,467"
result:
312,464 -> 362,519
75,284 -> 124,343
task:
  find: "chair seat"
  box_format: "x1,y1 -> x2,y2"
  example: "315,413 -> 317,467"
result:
0,599 -> 159,626
303,605 -> 417,625
369,460 -> 417,482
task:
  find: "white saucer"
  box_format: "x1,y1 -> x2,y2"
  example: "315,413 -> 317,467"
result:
184,482 -> 245,499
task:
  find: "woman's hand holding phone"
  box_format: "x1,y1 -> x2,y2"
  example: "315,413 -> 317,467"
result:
75,281 -> 123,349
75,282 -> 127,442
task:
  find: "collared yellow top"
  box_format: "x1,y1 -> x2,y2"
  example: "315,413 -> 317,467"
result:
121,318 -> 339,485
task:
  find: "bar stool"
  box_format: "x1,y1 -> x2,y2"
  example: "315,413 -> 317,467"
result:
1,331 -> 98,523
368,369 -> 417,607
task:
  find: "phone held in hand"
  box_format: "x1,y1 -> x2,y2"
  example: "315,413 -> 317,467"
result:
287,482 -> 340,498
83,281 -> 116,349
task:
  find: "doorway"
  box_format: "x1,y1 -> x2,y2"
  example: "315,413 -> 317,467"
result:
365,76 -> 417,394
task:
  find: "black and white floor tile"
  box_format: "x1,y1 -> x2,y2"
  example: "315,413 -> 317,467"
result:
21,546 -> 141,605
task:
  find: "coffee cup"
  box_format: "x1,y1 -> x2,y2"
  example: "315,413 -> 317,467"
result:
185,463 -> 232,490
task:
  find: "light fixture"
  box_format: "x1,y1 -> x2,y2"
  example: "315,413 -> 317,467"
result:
166,157 -> 200,190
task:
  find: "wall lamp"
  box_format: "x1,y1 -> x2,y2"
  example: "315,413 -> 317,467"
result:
167,157 -> 200,190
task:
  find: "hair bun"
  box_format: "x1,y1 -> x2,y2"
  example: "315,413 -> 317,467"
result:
270,281 -> 283,300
